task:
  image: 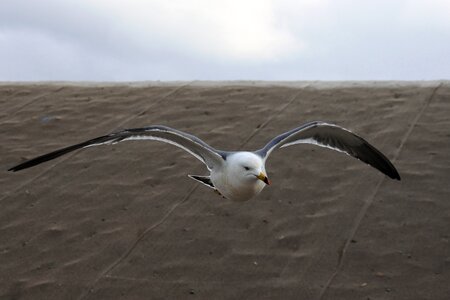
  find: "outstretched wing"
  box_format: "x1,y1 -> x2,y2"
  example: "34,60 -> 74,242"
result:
8,125 -> 225,172
256,121 -> 400,180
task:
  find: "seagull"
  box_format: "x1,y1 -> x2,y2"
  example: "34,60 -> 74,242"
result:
8,121 -> 400,201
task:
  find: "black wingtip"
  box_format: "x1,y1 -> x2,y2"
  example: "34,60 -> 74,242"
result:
384,158 -> 401,181
8,160 -> 41,172
7,134 -> 116,173
380,164 -> 401,181
8,163 -> 27,172
391,170 -> 401,181
388,172 -> 401,181
382,162 -> 401,181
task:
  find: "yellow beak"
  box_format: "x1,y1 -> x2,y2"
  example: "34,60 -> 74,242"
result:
256,172 -> 271,185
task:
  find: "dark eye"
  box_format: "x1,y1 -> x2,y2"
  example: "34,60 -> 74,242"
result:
243,166 -> 250,171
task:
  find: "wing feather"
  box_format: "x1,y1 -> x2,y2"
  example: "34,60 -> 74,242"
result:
8,125 -> 224,172
256,121 -> 400,180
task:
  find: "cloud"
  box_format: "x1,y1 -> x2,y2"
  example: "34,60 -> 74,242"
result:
0,0 -> 449,80
400,0 -> 450,30
85,0 -> 304,62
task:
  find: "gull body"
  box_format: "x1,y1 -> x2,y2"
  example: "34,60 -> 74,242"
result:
8,121 -> 400,201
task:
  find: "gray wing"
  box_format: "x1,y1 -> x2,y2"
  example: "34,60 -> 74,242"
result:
256,121 -> 400,180
8,125 -> 225,172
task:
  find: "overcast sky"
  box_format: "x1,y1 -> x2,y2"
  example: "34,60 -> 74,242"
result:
1,0 -> 449,81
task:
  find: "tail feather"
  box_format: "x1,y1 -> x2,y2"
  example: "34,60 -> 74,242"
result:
188,175 -> 214,189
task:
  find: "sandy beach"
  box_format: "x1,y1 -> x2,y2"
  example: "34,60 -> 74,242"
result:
0,81 -> 449,300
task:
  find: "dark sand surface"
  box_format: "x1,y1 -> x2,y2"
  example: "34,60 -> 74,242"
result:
0,81 -> 449,300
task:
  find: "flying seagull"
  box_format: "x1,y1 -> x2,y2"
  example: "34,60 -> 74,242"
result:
8,121 -> 400,201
